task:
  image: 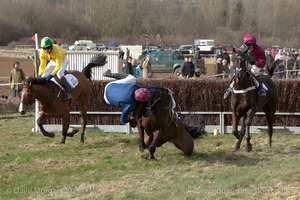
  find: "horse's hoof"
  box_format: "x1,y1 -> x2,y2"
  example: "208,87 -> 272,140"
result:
45,132 -> 55,138
232,132 -> 240,139
139,144 -> 146,152
246,144 -> 252,152
150,156 -> 157,161
68,133 -> 75,137
233,144 -> 240,152
233,147 -> 239,152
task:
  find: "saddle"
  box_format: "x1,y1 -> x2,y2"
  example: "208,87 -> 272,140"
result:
52,74 -> 79,90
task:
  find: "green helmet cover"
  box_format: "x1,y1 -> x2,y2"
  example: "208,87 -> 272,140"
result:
41,37 -> 53,48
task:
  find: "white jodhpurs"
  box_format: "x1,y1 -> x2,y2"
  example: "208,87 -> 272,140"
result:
41,57 -> 69,79
250,65 -> 262,76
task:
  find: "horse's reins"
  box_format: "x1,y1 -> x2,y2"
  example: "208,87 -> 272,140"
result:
21,85 -> 36,109
24,82 -> 63,108
151,89 -> 176,126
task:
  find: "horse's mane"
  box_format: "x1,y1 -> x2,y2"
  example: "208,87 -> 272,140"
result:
147,86 -> 173,95
26,76 -> 47,86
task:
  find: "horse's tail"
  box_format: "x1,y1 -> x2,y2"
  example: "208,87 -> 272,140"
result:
82,53 -> 107,80
268,59 -> 282,78
184,124 -> 206,139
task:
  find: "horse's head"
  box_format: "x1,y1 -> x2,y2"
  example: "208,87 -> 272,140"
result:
129,86 -> 173,127
19,77 -> 37,115
233,50 -> 248,83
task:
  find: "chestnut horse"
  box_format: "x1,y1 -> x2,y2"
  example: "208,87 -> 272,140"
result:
131,86 -> 198,159
230,51 -> 278,151
19,53 -> 107,144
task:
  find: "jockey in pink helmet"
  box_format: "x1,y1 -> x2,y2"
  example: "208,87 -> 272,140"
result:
224,33 -> 267,100
103,70 -> 151,125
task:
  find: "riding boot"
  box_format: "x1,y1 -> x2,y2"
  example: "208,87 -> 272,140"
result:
103,69 -> 128,80
257,76 -> 266,97
60,78 -> 72,100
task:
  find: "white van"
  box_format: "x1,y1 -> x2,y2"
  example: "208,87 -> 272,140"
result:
194,39 -> 216,54
69,40 -> 96,51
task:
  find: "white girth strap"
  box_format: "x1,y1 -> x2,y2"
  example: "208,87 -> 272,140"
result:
233,86 -> 257,94
231,79 -> 268,94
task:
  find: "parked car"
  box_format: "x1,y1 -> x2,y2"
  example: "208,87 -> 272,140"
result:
96,43 -> 106,51
138,50 -> 206,77
178,44 -> 194,51
219,44 -> 236,54
68,40 -> 96,51
194,39 -> 216,54
60,43 -> 69,50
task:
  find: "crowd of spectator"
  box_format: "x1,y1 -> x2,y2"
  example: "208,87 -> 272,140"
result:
268,47 -> 300,79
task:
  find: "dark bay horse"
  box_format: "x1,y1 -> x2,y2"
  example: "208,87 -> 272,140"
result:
230,51 -> 278,151
19,53 -> 107,144
131,86 -> 201,159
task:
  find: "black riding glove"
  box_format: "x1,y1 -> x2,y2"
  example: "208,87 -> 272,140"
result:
249,60 -> 256,65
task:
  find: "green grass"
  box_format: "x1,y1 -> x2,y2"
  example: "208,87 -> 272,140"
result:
0,112 -> 300,199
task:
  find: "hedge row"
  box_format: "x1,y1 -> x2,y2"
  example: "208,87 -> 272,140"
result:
47,79 -> 300,127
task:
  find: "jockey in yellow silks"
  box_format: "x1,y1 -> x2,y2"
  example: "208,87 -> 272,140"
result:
38,37 -> 72,100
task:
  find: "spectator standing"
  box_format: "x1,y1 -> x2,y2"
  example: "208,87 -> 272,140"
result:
126,48 -> 130,60
194,47 -> 203,74
131,58 -> 137,78
275,49 -> 285,79
123,56 -> 133,75
194,47 -> 201,60
222,49 -> 231,65
271,49 -> 276,59
188,56 -> 195,78
145,48 -> 150,55
215,58 -> 230,79
265,49 -> 274,68
142,55 -> 152,78
119,49 -> 125,60
180,56 -> 191,78
135,61 -> 143,78
9,61 -> 26,98
296,55 -> 300,78
285,51 -> 296,78
216,49 -> 223,60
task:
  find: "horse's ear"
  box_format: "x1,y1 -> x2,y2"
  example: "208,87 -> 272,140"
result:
232,47 -> 238,53
26,76 -> 34,87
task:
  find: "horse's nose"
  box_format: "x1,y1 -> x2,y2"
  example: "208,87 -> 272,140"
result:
19,102 -> 25,115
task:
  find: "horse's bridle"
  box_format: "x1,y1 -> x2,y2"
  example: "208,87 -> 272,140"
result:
20,85 -> 36,109
233,51 -> 257,93
21,81 -> 63,109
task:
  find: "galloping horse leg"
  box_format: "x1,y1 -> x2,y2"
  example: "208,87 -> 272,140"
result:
37,113 -> 55,138
234,115 -> 246,151
245,109 -> 256,152
148,130 -> 160,160
80,108 -> 88,143
60,113 -> 78,144
137,120 -> 146,152
265,110 -> 274,148
232,110 -> 241,140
